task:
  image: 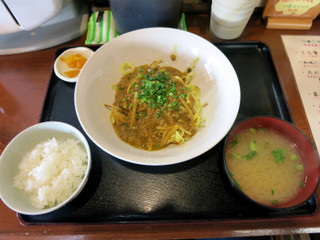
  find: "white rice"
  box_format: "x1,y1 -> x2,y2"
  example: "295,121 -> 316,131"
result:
13,137 -> 88,209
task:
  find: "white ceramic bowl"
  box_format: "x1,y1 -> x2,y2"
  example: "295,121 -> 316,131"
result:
75,27 -> 240,166
0,121 -> 91,215
54,47 -> 94,83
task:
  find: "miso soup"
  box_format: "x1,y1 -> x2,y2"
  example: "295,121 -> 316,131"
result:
226,127 -> 305,206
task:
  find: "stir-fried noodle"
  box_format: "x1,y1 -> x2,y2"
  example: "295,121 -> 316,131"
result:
105,59 -> 207,151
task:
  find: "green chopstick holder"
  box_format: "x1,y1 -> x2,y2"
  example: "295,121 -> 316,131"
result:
85,11 -> 118,45
85,11 -> 187,45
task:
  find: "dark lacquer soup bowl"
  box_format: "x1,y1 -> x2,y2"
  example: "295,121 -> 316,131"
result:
223,116 -> 320,210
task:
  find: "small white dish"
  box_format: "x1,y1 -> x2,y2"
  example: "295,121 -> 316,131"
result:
0,121 -> 91,215
54,47 -> 94,83
75,27 -> 241,166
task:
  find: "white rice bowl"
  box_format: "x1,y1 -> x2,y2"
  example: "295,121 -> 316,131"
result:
13,137 -> 88,209
0,121 -> 91,215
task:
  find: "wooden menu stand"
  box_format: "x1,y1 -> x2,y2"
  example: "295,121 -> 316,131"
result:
263,0 -> 320,30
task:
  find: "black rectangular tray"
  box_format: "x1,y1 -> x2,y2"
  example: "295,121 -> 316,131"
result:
19,42 -> 317,224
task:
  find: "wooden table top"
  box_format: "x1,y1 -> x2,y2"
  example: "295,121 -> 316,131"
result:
1,10 -> 320,239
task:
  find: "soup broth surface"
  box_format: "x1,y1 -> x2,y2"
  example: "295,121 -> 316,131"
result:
226,127 -> 305,206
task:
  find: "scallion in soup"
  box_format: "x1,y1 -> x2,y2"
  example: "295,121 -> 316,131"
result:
226,127 -> 305,206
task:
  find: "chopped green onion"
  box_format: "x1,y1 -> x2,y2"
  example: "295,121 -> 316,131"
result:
156,112 -> 162,119
296,164 -> 304,170
235,180 -> 241,189
249,128 -> 256,134
135,68 -> 184,117
242,151 -> 257,160
290,154 -> 297,160
232,153 -> 241,159
228,135 -> 238,148
249,141 -> 257,152
272,148 -> 286,163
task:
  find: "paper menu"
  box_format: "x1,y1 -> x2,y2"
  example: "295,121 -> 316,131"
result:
281,35 -> 320,153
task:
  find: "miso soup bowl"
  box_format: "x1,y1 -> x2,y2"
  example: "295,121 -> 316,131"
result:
223,116 -> 320,210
